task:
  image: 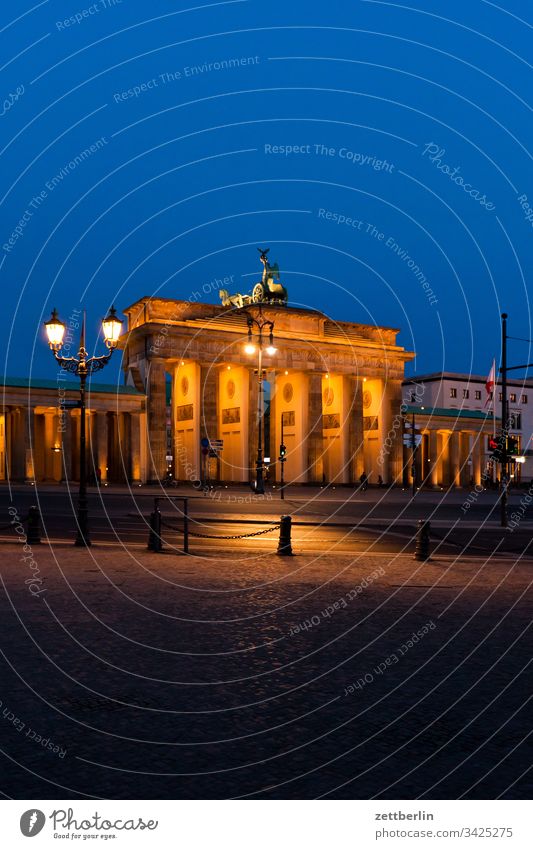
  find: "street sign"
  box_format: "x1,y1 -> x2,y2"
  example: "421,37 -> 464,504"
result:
209,439 -> 224,450
403,435 -> 422,446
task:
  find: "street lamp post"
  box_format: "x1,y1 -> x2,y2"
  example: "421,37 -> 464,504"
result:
244,307 -> 276,495
500,313 -> 508,527
411,411 -> 417,497
44,306 -> 122,546
403,405 -> 424,495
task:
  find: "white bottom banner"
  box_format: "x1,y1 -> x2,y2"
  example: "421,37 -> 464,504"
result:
0,800 -> 530,847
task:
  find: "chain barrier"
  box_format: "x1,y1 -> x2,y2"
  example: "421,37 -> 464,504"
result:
160,517 -> 280,540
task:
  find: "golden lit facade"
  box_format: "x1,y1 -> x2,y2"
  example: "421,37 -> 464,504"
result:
122,298 -> 415,485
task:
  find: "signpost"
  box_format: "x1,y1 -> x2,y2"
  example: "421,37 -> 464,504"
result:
404,414 -> 422,496
279,413 -> 288,500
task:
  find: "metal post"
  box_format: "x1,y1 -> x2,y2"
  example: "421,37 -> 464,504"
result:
147,506 -> 162,552
183,497 -> 189,554
255,340 -> 264,494
277,514 -> 293,556
26,505 -> 41,545
501,313 -> 508,528
414,519 -> 430,561
45,305 -> 118,546
411,412 -> 417,497
75,370 -> 90,546
280,412 -> 285,500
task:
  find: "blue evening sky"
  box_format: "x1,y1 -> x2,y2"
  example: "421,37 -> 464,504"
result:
1,0 -> 532,383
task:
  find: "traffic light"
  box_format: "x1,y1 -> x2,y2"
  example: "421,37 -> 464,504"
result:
488,436 -> 501,461
279,443 -> 287,460
507,436 -> 519,457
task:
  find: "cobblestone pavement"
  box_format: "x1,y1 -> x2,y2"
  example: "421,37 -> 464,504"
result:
0,543 -> 531,799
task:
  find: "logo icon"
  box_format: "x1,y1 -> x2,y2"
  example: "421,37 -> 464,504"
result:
20,810 -> 46,837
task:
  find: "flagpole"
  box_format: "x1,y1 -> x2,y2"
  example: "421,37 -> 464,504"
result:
492,356 -> 496,439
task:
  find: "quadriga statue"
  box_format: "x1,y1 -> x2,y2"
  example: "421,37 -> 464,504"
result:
219,248 -> 288,308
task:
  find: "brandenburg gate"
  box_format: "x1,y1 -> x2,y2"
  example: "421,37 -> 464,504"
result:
122,253 -> 414,486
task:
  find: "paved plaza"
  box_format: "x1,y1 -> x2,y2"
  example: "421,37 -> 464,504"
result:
0,539 -> 531,800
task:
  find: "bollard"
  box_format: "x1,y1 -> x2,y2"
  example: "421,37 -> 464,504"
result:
26,505 -> 41,545
147,508 -> 162,553
277,515 -> 293,556
414,519 -> 430,561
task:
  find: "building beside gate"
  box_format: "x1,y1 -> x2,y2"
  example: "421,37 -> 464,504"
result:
402,372 -> 533,485
121,297 -> 414,485
0,377 -> 146,484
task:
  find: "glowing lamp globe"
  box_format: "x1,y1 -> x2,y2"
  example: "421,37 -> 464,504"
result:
102,306 -> 122,348
45,308 -> 66,349
265,331 -> 277,355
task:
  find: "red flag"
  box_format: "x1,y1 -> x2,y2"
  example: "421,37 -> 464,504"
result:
485,359 -> 495,407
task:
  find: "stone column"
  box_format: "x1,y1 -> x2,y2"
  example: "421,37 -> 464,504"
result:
43,411 -> 55,480
436,431 -> 447,487
248,368 -> 259,483
200,365 -> 218,442
25,407 -> 36,482
61,410 -> 72,481
472,431 -> 482,486
146,359 -> 167,483
93,411 -> 108,484
200,364 -> 219,483
460,432 -> 472,486
117,412 -> 130,483
10,408 -> 25,481
306,372 -> 323,484
450,431 -> 461,488
130,412 -> 142,483
267,370 -> 277,478
429,430 -> 439,487
346,376 -> 364,483
386,378 -> 403,485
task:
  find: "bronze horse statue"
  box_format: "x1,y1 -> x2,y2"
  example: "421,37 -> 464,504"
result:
218,248 -> 288,309
253,248 -> 288,305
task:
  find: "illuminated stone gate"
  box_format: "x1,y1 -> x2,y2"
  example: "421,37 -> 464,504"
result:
122,297 -> 414,486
